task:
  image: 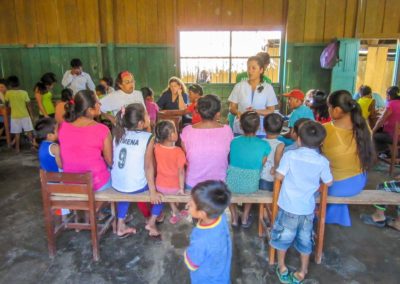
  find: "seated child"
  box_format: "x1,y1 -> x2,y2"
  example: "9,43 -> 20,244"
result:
186,84 -> 203,124
280,89 -> 314,146
154,120 -> 187,224
4,75 -> 34,153
260,113 -> 285,191
271,120 -> 333,284
95,84 -> 107,99
141,87 -> 159,128
357,85 -> 377,127
111,103 -> 162,238
185,180 -> 232,284
283,118 -> 311,152
55,88 -> 73,124
35,117 -> 69,216
227,111 -> 271,228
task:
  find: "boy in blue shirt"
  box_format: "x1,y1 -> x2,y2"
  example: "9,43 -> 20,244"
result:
35,118 -> 69,216
271,121 -> 333,284
184,180 -> 232,284
280,89 -> 314,146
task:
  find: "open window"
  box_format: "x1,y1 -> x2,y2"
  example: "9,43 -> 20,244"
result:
179,30 -> 281,84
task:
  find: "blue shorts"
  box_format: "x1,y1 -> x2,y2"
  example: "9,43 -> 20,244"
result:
269,208 -> 314,255
259,179 -> 273,191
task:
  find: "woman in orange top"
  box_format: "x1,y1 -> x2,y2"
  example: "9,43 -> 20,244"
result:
322,90 -> 373,226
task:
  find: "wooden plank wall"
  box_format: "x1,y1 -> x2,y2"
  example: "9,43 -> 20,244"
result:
1,0 -> 398,45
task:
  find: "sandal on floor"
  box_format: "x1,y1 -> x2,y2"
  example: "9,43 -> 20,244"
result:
386,218 -> 400,232
289,272 -> 304,284
169,214 -> 182,224
275,266 -> 290,284
241,214 -> 254,229
179,210 -> 189,217
360,214 -> 386,228
117,229 -> 136,239
156,212 -> 165,224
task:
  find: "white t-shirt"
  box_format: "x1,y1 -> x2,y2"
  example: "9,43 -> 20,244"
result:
261,138 -> 284,182
111,131 -> 152,193
228,81 -> 278,135
100,89 -> 145,116
61,71 -> 95,95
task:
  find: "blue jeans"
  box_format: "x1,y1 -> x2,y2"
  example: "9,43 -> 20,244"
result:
269,208 -> 314,255
116,185 -> 163,219
259,179 -> 274,191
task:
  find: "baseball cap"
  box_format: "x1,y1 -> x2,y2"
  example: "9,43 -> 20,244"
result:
283,89 -> 305,101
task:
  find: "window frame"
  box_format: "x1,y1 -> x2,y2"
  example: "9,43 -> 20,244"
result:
177,28 -> 284,85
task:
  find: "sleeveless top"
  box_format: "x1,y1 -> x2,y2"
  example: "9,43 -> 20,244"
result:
39,141 -> 59,172
111,130 -> 152,193
357,96 -> 373,120
261,138 -> 283,182
41,91 -> 55,115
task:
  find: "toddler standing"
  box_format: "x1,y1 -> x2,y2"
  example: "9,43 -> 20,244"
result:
154,120 -> 187,224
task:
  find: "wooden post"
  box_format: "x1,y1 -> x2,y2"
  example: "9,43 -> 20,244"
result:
40,170 -> 56,258
315,184 -> 328,264
268,179 -> 282,266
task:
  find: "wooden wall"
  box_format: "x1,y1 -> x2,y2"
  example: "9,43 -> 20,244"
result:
1,0 -> 398,45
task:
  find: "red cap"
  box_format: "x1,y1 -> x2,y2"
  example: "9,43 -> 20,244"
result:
283,89 -> 304,100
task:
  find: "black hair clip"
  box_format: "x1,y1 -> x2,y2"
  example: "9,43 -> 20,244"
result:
257,85 -> 264,93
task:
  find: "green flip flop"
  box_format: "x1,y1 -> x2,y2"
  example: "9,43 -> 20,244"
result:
276,266 -> 290,284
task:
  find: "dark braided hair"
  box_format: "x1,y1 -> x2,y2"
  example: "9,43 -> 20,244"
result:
154,120 -> 175,143
113,103 -> 146,145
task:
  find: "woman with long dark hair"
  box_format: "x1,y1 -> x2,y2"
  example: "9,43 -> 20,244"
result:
322,90 -> 373,226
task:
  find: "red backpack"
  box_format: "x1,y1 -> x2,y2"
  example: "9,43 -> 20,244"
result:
320,39 -> 339,69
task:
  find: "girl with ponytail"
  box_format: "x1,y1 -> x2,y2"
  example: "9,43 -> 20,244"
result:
111,103 -> 163,238
34,72 -> 57,118
322,90 -> 373,226
58,90 -> 112,192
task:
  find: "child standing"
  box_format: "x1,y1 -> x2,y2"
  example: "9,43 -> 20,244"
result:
4,76 -> 34,153
55,88 -> 73,124
154,120 -> 187,224
141,87 -> 159,128
259,113 -> 285,191
271,121 -> 333,283
185,180 -> 232,284
111,103 -> 162,238
34,72 -> 57,118
357,85 -> 377,127
186,84 -> 203,124
226,111 -> 271,228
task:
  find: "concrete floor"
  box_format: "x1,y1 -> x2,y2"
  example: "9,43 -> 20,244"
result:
0,144 -> 399,284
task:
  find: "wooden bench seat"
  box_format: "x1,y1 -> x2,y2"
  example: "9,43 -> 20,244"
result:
51,188 -> 400,205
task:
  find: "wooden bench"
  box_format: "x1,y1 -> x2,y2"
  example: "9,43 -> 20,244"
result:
47,182 -> 400,263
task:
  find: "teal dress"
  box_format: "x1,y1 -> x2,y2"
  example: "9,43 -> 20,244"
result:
226,136 -> 271,194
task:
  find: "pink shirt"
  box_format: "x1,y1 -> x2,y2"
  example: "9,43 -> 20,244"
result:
181,125 -> 233,187
145,100 -> 159,122
383,100 -> 400,137
58,122 -> 110,191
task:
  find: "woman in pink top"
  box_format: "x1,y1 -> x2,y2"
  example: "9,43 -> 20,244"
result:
181,94 -> 233,188
373,86 -> 400,155
58,90 -> 112,191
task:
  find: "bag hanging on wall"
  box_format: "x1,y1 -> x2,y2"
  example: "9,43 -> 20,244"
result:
320,39 -> 340,69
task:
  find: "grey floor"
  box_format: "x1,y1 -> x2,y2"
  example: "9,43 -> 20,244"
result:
0,145 -> 399,284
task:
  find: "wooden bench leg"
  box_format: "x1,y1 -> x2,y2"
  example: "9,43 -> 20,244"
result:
89,204 -> 100,261
315,184 -> 328,264
258,204 -> 264,237
44,208 -> 56,257
111,202 -> 117,234
268,180 -> 281,266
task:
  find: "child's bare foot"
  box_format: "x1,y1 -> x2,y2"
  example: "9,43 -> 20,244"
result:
117,226 -> 137,238
145,224 -> 160,237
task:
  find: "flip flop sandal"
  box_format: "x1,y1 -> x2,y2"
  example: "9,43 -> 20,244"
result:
169,215 -> 182,224
289,272 -> 304,284
156,212 -> 165,224
275,266 -> 290,284
360,214 -> 386,228
117,230 -> 136,239
179,210 -> 189,217
241,214 -> 254,229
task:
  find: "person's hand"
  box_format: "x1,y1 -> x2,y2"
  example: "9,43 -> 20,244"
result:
236,111 -> 242,119
246,106 -> 253,111
178,189 -> 185,195
150,191 -> 163,204
270,167 -> 276,176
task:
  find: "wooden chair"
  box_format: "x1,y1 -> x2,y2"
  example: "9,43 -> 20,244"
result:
268,180 -> 328,265
40,170 -> 115,261
379,121 -> 400,177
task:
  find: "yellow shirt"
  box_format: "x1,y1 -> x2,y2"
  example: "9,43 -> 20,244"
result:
41,91 -> 55,115
322,122 -> 362,181
357,96 -> 373,120
5,90 -> 30,119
